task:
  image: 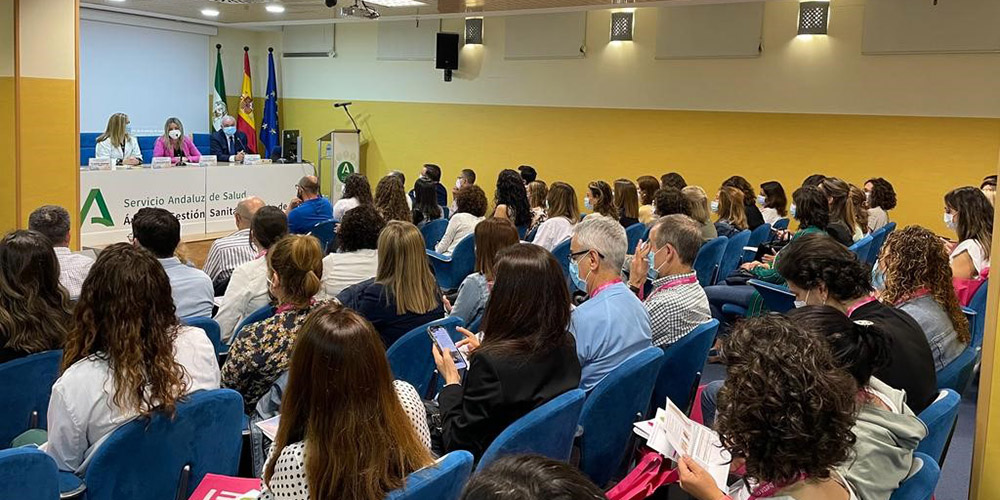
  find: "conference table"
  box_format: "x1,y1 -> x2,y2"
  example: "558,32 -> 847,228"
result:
79,162 -> 316,247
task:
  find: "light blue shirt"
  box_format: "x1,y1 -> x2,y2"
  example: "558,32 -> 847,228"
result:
159,257 -> 215,319
570,281 -> 653,392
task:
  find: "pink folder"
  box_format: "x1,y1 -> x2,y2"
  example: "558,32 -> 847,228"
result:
188,473 -> 261,500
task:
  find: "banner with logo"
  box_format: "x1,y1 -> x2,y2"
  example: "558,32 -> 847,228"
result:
331,130 -> 360,203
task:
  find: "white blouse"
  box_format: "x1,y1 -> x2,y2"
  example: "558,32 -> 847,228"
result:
951,239 -> 990,276
760,207 -> 781,226
94,135 -> 142,162
435,213 -> 483,255
532,216 -> 575,251
320,249 -> 379,298
215,255 -> 271,343
260,381 -> 431,500
43,326 -> 221,473
332,197 -> 360,221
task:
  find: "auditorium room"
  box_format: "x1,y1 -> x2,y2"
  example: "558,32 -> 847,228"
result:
2,0 -> 999,499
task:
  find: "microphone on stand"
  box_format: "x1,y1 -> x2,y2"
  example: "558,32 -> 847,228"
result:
333,102 -> 360,131
334,102 -> 353,108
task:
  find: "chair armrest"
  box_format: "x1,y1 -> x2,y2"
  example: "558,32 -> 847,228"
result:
59,471 -> 86,499
426,250 -> 453,263
743,246 -> 758,253
721,304 -> 747,317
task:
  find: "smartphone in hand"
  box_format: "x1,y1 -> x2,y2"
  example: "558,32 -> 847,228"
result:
428,326 -> 467,370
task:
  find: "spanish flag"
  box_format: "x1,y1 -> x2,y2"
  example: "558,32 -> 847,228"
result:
237,46 -> 258,154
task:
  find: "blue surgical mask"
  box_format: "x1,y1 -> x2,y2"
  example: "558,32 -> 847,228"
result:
944,212 -> 956,230
757,195 -> 766,206
646,249 -> 663,281
710,200 -> 719,213
871,263 -> 886,291
125,124 -> 133,136
223,126 -> 237,137
790,204 -> 797,218
569,258 -> 588,292
584,197 -> 593,211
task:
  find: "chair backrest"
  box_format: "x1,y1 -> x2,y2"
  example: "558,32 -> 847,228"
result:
428,234 -> 477,291
848,234 -> 875,264
915,389 -> 961,464
748,279 -> 797,314
308,219 -> 337,254
625,223 -> 647,254
0,350 -> 62,448
420,219 -> 450,250
889,453 -> 940,500
181,317 -> 224,355
476,389 -> 586,472
743,223 -> 772,262
83,389 -> 244,500
869,225 -> 891,262
233,304 -> 277,344
387,317 -> 465,397
551,238 -> 573,284
772,218 -> 790,231
524,226 -> 538,243
716,230 -> 751,285
385,451 -> 474,500
0,448 -> 59,500
693,237 -> 728,287
517,224 -> 528,240
578,347 -> 665,487
968,278 -> 989,350
652,320 -> 719,416
936,342 -> 977,396
192,133 -> 212,154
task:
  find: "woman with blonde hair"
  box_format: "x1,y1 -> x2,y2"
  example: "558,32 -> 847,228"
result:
374,175 -> 413,223
682,186 -> 718,240
527,181 -> 549,232
223,234 -> 332,412
713,186 -> 747,237
338,221 -> 444,348
849,184 -> 869,238
532,182 -> 580,251
819,177 -> 859,246
152,117 -> 201,165
613,178 -> 641,228
94,112 -> 142,166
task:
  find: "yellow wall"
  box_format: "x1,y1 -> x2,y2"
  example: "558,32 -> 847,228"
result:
282,98 -> 1000,233
0,0 -> 15,233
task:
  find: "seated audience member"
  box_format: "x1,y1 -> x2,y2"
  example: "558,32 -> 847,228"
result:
788,306 -> 926,500
527,181 -> 549,233
259,304 -> 432,500
518,165 -> 537,185
944,186 -> 993,280
333,173 -> 373,221
215,206 -> 288,342
44,243 -> 219,473
321,205 -> 384,297
375,174 -> 412,223
27,205 -> 93,300
865,178 -> 896,232
153,117 -> 201,165
981,175 -> 997,206
223,235 -> 332,412
433,243 -> 581,459
532,182 -> 579,251
776,232 -> 937,413
447,218 -> 520,329
713,186 -> 748,238
803,173 -> 828,187
678,316 -> 858,500
722,175 -> 765,230
0,230 -> 71,363
758,181 -> 788,226
569,215 -> 652,391
584,180 -> 616,219
451,168 -> 477,214
436,185 -> 487,255
411,177 -> 444,228
461,454 -> 606,500
418,163 -> 449,207
637,175 -> 660,224
681,186 -> 717,240
95,112 -> 142,166
660,172 -> 687,191
819,177 -> 861,245
879,226 -> 970,370
850,184 -> 870,237
492,169 -> 533,229
653,187 -> 691,218
132,207 -> 214,318
203,196 -> 264,287
613,179 -> 641,228
338,221 -> 444,347
286,176 -> 333,234
627,215 -> 711,347
211,115 -> 250,163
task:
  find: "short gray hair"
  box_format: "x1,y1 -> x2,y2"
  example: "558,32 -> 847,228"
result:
221,115 -> 236,125
650,214 -> 703,265
236,196 -> 265,220
28,205 -> 71,245
573,214 -> 627,272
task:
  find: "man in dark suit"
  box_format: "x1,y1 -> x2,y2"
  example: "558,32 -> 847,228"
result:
408,163 -> 449,208
210,115 -> 250,163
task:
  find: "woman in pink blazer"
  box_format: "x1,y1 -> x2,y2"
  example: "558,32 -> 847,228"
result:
153,117 -> 202,165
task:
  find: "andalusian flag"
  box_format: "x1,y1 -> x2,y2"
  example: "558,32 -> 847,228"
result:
237,46 -> 258,154
212,44 -> 227,131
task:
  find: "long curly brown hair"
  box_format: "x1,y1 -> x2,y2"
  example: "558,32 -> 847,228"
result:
63,243 -> 186,416
374,175 -> 412,224
880,225 -> 970,344
0,230 -> 71,354
718,315 -> 857,486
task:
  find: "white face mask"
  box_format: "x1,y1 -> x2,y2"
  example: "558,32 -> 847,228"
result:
944,212 -> 957,230
168,129 -> 182,140
455,178 -> 463,189
793,289 -> 812,309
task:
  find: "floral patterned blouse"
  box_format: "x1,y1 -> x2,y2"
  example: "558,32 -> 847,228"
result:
222,299 -> 336,413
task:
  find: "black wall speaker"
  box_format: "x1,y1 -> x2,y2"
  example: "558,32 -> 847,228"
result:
436,32 -> 460,71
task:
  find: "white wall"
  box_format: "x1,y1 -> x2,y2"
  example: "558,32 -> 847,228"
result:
279,0 -> 1000,118
209,27 -> 283,101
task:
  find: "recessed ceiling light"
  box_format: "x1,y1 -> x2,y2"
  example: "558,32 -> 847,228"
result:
265,4 -> 285,13
364,0 -> 425,7
107,0 -> 126,3
201,8 -> 220,17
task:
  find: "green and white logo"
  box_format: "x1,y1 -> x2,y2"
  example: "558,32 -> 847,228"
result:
336,161 -> 356,183
80,188 -> 114,227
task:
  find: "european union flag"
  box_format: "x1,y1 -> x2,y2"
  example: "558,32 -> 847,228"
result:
260,48 -> 280,158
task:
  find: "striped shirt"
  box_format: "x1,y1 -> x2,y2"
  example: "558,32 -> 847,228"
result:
54,247 -> 94,301
203,229 -> 256,281
644,271 -> 712,347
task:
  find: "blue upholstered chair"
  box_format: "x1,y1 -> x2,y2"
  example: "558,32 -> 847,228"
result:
868,222 -> 896,263
747,279 -> 797,314
848,234 -> 874,264
136,136 -> 157,162
477,389 -> 586,472
651,320 -> 719,416
578,347 -> 664,487
524,226 -> 538,243
551,239 -> 572,287
181,317 -> 224,356
192,133 -> 212,155
517,224 -> 529,240
968,279 -> 989,350
0,448 -> 59,500
693,237 -> 727,287
80,133 -> 101,166
386,451 -> 474,500
625,223 -> 646,254
771,218 -> 790,231
427,234 -> 476,291
232,304 -> 277,345
742,223 -> 772,262
915,389 -> 961,465
889,453 -> 940,500
308,219 -> 337,254
63,389 -> 244,500
387,317 -> 464,398
716,230 -> 751,285
936,340 -> 978,396
420,219 -> 450,250
467,314 -> 483,334
0,350 -> 62,448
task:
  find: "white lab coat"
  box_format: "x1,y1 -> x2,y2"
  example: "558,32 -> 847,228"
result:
95,135 -> 143,163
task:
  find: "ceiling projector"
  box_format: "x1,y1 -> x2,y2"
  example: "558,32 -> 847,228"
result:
341,1 -> 380,19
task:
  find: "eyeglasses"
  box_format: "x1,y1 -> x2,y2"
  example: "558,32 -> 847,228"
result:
570,248 -> 605,260
127,233 -> 134,243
